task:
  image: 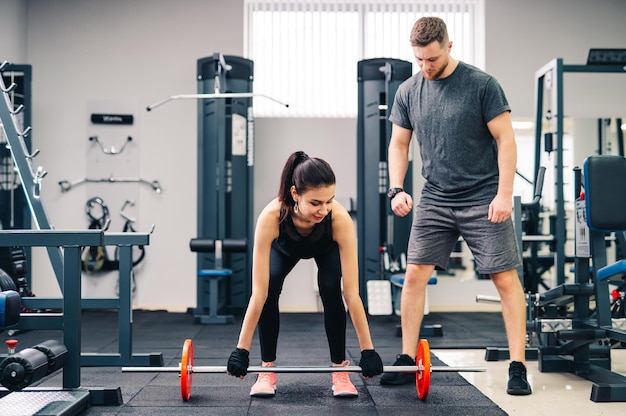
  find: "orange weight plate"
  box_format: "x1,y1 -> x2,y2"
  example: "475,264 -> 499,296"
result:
180,339 -> 194,401
415,338 -> 431,400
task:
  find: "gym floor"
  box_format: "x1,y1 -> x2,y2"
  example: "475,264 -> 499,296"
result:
1,306 -> 625,415
429,269 -> 626,416
2,268 -> 625,415
437,348 -> 626,416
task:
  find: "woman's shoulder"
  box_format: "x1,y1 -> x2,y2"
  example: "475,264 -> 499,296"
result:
255,198 -> 281,239
330,200 -> 352,225
259,198 -> 281,219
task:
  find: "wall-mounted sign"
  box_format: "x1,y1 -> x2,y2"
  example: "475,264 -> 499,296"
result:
90,113 -> 134,125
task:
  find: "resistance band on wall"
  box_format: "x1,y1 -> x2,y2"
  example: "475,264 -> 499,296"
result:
82,198 -> 146,299
82,196 -> 119,272
113,200 -> 146,297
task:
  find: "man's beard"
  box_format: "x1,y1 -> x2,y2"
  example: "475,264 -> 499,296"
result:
423,60 -> 448,80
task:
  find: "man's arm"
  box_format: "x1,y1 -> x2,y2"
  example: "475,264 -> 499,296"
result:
487,111 -> 517,223
388,123 -> 414,217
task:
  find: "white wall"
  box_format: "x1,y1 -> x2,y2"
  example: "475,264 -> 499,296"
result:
2,0 -> 244,310
0,0 -> 27,62
1,0 -> 625,312
485,0 -> 626,118
254,117 -> 357,312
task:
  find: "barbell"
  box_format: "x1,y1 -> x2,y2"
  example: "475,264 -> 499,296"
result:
122,338 -> 486,401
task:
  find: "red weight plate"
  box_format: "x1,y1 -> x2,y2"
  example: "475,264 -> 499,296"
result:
180,339 -> 194,401
415,338 -> 431,400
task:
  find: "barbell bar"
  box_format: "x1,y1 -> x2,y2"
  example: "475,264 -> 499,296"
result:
121,338 -> 486,401
122,364 -> 486,374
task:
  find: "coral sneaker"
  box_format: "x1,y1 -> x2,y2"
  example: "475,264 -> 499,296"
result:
331,360 -> 358,397
250,371 -> 277,397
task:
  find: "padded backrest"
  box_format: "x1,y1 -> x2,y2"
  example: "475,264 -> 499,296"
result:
583,155 -> 626,231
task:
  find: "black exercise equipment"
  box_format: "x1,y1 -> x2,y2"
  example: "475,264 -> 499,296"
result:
0,269 -> 20,328
193,53 -> 254,321
527,155 -> 626,402
518,166 -> 559,293
356,58 -> 444,337
0,64 -> 32,235
356,58 -> 413,302
189,238 -> 248,324
533,57 -> 626,285
0,346 -> 49,391
33,339 -> 69,375
0,339 -> 68,391
0,64 -> 157,412
0,290 -> 20,328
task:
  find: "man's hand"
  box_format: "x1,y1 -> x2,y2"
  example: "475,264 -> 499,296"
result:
391,192 -> 413,217
488,194 -> 513,223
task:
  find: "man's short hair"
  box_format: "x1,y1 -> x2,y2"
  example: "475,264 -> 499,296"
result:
410,16 -> 449,47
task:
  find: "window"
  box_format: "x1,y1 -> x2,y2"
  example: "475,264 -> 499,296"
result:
245,0 -> 485,117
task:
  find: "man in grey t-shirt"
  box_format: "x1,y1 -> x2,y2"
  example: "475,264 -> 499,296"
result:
381,16 -> 531,396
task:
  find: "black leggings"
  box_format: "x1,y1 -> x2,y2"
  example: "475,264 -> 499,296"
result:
257,243 -> 347,364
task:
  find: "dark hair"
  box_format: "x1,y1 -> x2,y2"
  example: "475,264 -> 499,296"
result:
410,16 -> 448,47
277,151 -> 336,222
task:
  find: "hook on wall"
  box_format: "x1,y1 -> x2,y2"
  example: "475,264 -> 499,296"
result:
33,166 -> 48,199
120,199 -> 136,223
89,135 -> 133,155
10,104 -> 24,115
18,126 -> 32,137
1,82 -> 17,94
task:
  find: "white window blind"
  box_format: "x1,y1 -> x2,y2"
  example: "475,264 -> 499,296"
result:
245,0 -> 485,118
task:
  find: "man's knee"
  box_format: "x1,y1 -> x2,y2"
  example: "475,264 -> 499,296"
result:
404,264 -> 436,288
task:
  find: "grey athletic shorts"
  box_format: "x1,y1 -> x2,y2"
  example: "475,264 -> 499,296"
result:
406,203 -> 522,275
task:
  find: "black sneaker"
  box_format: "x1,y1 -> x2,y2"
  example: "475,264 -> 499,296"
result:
507,361 -> 532,395
380,354 -> 415,385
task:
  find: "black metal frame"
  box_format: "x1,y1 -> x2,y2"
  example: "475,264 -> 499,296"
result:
0,63 -> 160,368
194,53 -> 254,322
531,157 -> 626,402
356,58 -> 413,303
533,58 -> 626,286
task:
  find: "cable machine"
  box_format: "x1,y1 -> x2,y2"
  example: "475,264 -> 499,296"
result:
146,53 -> 288,323
356,58 -> 413,302
533,55 -> 626,285
195,53 -> 254,319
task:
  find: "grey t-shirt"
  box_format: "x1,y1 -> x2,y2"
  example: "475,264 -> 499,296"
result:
389,61 -> 510,206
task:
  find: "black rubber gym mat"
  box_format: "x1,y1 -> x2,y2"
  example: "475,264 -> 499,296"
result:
3,310 -> 507,416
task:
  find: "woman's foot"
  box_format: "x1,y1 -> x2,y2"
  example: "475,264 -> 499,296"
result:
331,360 -> 358,397
250,362 -> 277,397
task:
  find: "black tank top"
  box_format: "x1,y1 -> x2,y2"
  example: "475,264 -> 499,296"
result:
272,210 -> 334,259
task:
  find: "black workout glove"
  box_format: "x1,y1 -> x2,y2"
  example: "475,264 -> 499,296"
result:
359,349 -> 384,377
227,348 -> 250,377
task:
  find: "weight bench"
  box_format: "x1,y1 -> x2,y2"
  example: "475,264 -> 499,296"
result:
597,261 -> 626,283
389,273 -> 442,337
585,155 -> 626,287
535,154 -> 626,402
189,238 -> 247,324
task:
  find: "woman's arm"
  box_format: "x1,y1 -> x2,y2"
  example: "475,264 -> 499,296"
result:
236,199 -> 280,351
332,201 -> 375,351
